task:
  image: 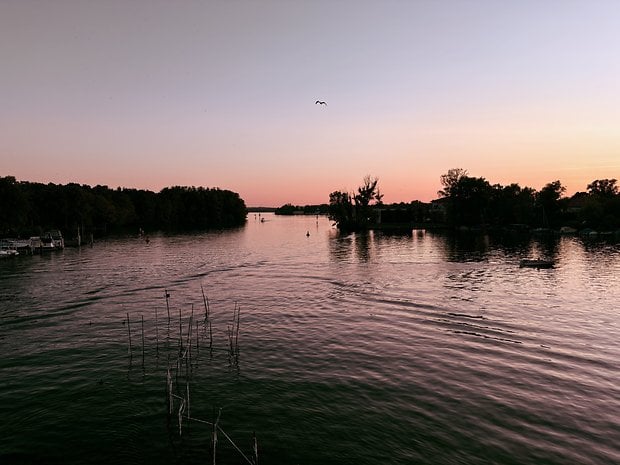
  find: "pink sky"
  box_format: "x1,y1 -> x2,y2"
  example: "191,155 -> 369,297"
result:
2,1 -> 619,206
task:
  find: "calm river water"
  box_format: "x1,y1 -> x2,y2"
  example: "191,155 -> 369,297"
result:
1,213 -> 619,465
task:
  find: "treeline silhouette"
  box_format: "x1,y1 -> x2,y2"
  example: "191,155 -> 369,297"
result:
435,169 -> 620,231
327,171 -> 620,232
274,203 -> 329,215
0,176 -> 247,237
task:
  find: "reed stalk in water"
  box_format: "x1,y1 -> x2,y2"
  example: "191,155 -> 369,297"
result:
178,307 -> 183,353
167,367 -> 173,415
165,289 -> 171,323
178,398 -> 185,436
212,408 -> 222,465
126,312 -> 132,357
155,301 -> 159,358
186,383 -> 190,420
195,320 -> 200,353
201,284 -> 210,326
141,314 -> 145,367
235,303 -> 241,357
186,312 -> 193,375
209,320 -> 213,351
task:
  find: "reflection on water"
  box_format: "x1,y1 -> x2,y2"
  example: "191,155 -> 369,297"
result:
329,228 -> 575,265
0,215 -> 619,465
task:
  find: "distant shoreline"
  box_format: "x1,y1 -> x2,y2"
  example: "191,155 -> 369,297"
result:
246,207 -> 276,213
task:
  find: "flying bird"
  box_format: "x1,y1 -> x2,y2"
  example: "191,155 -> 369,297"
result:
315,100 -> 327,105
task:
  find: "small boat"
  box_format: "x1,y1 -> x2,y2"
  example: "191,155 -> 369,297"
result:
519,258 -> 555,268
0,240 -> 19,258
39,234 -> 55,251
37,230 -> 64,251
46,230 -> 65,249
0,249 -> 19,258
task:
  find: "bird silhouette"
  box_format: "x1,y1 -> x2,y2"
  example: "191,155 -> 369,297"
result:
315,100 -> 327,105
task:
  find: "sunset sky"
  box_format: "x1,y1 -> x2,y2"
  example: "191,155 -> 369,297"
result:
1,1 -> 619,206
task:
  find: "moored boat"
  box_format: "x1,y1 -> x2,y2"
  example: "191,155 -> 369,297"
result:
0,240 -> 20,258
47,230 -> 65,249
39,234 -> 55,251
36,230 -> 64,251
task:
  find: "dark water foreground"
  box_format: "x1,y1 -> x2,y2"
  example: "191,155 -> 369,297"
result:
1,214 -> 618,464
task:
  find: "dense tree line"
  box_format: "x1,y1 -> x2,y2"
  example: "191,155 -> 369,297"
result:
0,176 -> 247,237
327,171 -> 620,232
274,203 -> 329,215
437,168 -> 620,231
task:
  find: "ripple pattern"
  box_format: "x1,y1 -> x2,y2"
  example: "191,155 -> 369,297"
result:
1,217 -> 619,464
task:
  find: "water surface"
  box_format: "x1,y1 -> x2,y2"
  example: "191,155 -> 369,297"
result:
1,214 -> 618,464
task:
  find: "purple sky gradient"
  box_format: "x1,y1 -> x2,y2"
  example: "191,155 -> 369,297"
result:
1,1 -> 619,206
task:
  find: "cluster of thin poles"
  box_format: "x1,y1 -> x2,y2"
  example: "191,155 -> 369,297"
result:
126,285 -> 257,464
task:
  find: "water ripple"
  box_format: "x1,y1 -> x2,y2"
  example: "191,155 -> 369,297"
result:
1,222 -> 619,465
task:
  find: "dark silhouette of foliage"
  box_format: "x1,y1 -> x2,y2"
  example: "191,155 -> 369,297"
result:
323,170 -> 620,233
436,170 -> 620,232
0,176 -> 29,236
274,203 -> 329,215
587,179 -> 618,198
378,201 -> 429,225
328,190 -> 355,230
329,176 -> 382,231
577,179 -> 620,230
438,168 -> 468,198
488,183 -> 536,226
437,170 -> 493,226
535,180 -> 566,228
0,177 -> 246,237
